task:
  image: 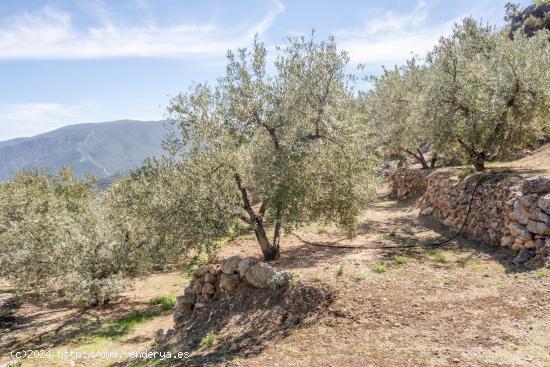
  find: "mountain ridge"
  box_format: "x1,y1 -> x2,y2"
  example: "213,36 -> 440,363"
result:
0,120 -> 167,180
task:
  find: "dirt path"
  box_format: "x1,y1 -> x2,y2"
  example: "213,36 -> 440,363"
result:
215,200 -> 550,367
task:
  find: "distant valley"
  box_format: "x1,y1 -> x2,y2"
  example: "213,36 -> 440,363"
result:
0,120 -> 166,180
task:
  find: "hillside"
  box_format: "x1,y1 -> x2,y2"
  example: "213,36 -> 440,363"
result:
0,120 -> 166,180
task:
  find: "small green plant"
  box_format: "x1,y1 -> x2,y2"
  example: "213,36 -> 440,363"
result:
442,278 -> 452,286
372,263 -> 386,274
354,273 -> 366,282
317,225 -> 328,234
535,269 -> 548,278
201,330 -> 216,348
312,277 -> 322,283
149,295 -> 176,311
429,250 -> 446,263
482,271 -> 491,278
336,264 -> 345,276
394,255 -> 407,265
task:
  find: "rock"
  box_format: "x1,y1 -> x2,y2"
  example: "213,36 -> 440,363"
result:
173,295 -> 194,324
526,220 -> 549,235
531,207 -> 550,225
500,235 -> 515,247
201,282 -> 215,296
512,239 -> 524,251
244,263 -> 277,288
268,272 -> 294,288
219,273 -> 240,294
206,264 -> 218,274
519,194 -> 537,208
191,278 -> 203,294
238,257 -> 257,278
509,223 -> 533,241
534,238 -> 546,251
538,194 -> 550,214
420,206 -> 434,216
524,240 -> 535,249
512,248 -> 536,265
511,200 -> 530,225
522,176 -> 550,194
221,255 -> 241,275
155,329 -> 166,343
183,285 -> 194,296
204,273 -> 217,284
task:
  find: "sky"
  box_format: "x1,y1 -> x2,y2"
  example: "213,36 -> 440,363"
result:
0,0 -> 532,141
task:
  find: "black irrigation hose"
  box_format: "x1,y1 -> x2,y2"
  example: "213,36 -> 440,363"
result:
298,172 -> 498,251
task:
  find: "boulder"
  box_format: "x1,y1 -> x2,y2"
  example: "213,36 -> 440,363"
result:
183,285 -> 194,296
244,263 -> 277,288
538,194 -> 550,214
526,220 -> 549,236
509,223 -> 533,241
238,257 -> 258,278
522,176 -> 550,194
219,273 -> 240,294
221,255 -> 241,275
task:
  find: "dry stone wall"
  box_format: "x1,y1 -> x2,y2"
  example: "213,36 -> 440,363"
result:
389,169 -> 432,199
173,256 -> 286,327
390,169 -> 550,260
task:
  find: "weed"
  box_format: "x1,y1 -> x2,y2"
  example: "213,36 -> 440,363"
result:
372,263 -> 386,274
201,330 -> 217,348
312,277 -> 322,283
149,295 -> 176,311
97,311 -> 159,339
317,225 -> 328,234
482,271 -> 491,278
336,264 -> 345,276
429,251 -> 447,263
535,269 -> 548,278
394,255 -> 407,265
442,278 -> 452,286
354,273 -> 366,282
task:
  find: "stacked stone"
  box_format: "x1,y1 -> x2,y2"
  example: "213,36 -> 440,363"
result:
173,256 -> 277,326
502,177 -> 550,254
419,171 -> 520,245
389,168 -> 432,199
416,171 -> 550,257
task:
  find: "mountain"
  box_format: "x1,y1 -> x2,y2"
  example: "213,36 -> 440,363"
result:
0,120 -> 167,180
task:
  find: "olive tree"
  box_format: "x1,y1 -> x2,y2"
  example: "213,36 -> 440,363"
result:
0,169 -> 166,305
363,59 -> 436,168
165,36 -> 377,261
424,18 -> 550,170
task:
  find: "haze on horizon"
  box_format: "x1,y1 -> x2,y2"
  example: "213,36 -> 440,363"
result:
0,0 -> 531,142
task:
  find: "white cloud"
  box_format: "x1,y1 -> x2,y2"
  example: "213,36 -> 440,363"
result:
0,1 -> 285,59
0,102 -> 103,140
337,1 -> 458,67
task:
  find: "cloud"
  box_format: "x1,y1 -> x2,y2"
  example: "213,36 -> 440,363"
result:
0,102 -> 101,140
337,1 -> 458,68
0,1 -> 285,59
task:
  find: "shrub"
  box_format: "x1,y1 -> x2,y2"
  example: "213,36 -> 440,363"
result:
394,255 -> 407,265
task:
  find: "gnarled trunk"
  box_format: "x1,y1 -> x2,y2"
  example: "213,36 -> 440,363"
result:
235,173 -> 281,261
473,152 -> 486,171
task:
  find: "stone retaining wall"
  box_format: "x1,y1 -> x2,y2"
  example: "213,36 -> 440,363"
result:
390,169 -> 550,259
389,169 -> 432,199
